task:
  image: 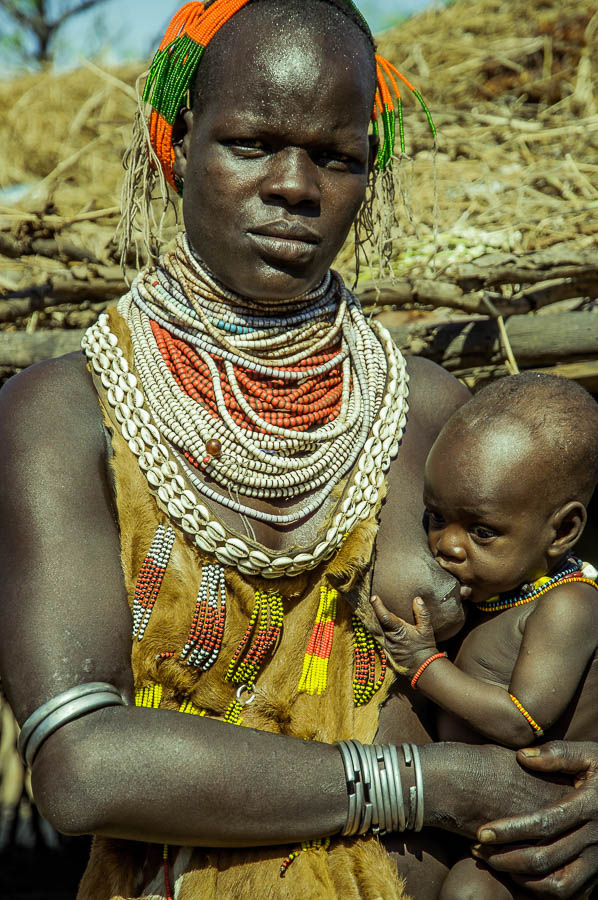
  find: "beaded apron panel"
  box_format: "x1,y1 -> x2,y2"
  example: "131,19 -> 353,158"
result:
78,310 -> 408,900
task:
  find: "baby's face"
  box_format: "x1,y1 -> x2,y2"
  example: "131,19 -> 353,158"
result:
423,425 -> 553,605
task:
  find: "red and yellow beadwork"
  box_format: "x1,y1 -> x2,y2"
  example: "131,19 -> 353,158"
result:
224,588 -> 284,724
298,583 -> 338,695
352,615 -> 387,706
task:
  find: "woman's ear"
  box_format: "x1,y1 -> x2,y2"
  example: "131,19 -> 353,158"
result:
172,107 -> 194,182
547,501 -> 587,558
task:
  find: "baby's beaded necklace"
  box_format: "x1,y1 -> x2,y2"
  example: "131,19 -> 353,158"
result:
478,557 -> 596,612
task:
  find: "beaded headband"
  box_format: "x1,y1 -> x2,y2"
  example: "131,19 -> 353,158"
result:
142,0 -> 436,193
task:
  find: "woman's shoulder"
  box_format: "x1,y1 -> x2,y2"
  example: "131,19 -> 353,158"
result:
404,355 -> 470,438
0,351 -> 106,471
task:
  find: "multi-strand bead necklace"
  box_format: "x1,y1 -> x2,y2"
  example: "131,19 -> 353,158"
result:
82,233 -> 409,578
478,557 -> 598,612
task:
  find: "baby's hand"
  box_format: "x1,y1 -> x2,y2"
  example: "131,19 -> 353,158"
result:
370,595 -> 439,678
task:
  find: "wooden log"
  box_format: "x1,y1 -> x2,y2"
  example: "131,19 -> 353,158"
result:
357,272 -> 598,317
386,311 -> 598,370
0,231 -> 101,264
0,278 -> 126,322
0,330 -> 86,369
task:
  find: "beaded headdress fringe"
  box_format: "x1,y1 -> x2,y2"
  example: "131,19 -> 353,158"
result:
117,0 -> 436,275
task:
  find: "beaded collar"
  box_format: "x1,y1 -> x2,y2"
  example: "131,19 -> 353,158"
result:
83,234 -> 409,579
477,557 -> 597,612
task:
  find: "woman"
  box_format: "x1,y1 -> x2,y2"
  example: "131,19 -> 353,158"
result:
1,2 -> 598,897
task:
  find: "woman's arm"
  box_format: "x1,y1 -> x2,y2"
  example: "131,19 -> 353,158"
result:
0,355 -> 348,845
371,589 -> 598,748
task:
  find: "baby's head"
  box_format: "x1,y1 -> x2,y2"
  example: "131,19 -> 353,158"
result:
424,373 -> 598,605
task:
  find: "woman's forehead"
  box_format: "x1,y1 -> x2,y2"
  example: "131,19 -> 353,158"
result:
197,31 -> 374,132
193,6 -> 375,112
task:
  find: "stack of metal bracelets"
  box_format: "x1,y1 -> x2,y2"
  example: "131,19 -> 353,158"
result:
337,739 -> 424,835
17,682 -> 127,768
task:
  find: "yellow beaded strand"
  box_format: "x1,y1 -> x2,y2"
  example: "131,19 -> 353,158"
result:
298,583 -> 338,695
509,693 -> 544,738
135,683 -> 163,708
224,589 -> 284,724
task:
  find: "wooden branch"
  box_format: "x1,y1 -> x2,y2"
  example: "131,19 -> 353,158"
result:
357,272 -> 598,316
0,330 -> 86,369
0,274 -> 127,322
0,231 -> 102,264
386,311 -> 598,371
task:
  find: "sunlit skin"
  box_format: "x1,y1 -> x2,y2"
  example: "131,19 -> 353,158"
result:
175,28 -> 375,299
423,423 -> 575,606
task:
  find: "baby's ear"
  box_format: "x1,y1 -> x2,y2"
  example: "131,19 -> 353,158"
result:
547,501 -> 587,558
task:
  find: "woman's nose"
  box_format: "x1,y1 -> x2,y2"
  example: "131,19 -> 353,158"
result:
261,148 -> 320,208
434,526 -> 467,563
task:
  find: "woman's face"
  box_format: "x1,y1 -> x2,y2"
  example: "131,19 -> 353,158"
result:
176,26 -> 374,299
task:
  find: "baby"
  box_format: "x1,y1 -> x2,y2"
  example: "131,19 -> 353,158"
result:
373,372 -> 598,900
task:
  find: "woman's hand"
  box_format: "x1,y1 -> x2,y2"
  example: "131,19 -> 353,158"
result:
370,594 -> 438,677
473,741 -> 598,898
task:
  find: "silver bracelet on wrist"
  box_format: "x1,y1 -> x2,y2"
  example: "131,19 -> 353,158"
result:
402,742 -> 424,832
336,738 -> 424,837
18,682 -> 127,767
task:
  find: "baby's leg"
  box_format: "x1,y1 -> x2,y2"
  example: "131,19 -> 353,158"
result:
382,830 -> 451,899
440,857 -> 531,900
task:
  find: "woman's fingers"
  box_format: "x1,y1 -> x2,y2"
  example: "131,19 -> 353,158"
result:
473,822 -> 598,876
510,848 -> 598,899
477,742 -> 598,845
477,799 -> 589,846
515,742 -> 598,778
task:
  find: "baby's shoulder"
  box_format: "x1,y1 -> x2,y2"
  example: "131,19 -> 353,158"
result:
532,578 -> 598,623
521,579 -> 598,651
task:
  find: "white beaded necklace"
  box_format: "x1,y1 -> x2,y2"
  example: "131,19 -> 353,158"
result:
82,234 -> 409,578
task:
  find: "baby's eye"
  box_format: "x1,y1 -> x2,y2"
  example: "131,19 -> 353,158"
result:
470,524 -> 497,541
426,509 -> 445,529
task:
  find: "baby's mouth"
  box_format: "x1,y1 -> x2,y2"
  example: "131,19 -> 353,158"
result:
459,584 -> 473,600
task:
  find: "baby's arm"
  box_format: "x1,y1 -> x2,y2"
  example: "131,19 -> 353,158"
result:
372,584 -> 598,748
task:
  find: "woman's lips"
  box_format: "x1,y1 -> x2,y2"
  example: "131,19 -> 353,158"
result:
248,230 -> 319,264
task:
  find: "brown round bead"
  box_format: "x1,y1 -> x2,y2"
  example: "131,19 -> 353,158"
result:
205,438 -> 222,458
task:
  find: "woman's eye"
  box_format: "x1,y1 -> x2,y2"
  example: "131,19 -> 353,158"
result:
227,139 -> 267,155
470,525 -> 497,541
316,151 -> 357,171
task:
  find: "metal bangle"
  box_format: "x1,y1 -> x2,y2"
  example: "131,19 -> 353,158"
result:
382,745 -> 399,832
337,740 -> 359,836
336,740 -> 423,837
409,742 -> 425,832
351,739 -> 374,835
346,740 -> 368,835
18,683 -> 126,767
389,743 -> 406,831
366,743 -> 385,834
375,744 -> 393,835
402,743 -> 417,830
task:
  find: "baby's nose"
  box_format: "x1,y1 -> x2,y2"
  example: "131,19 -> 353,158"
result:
435,526 -> 467,563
